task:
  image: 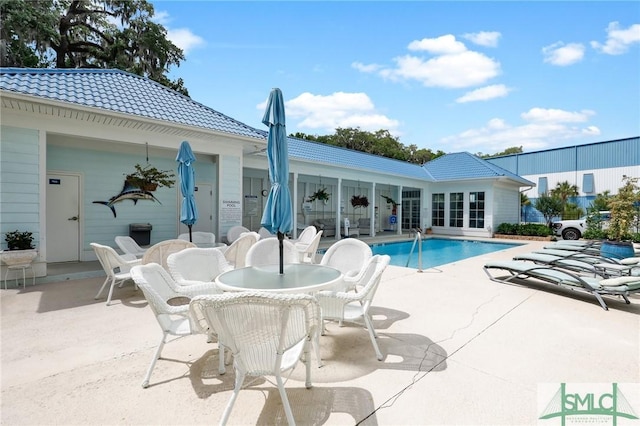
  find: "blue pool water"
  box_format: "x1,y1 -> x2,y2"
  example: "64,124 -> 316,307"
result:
370,238 -> 521,269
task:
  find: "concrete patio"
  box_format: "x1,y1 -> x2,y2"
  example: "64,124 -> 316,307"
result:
1,239 -> 639,425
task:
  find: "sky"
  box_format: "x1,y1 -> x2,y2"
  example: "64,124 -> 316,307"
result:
151,1 -> 640,155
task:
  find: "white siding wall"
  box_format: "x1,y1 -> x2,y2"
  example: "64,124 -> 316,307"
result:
0,125 -> 40,248
492,185 -> 519,230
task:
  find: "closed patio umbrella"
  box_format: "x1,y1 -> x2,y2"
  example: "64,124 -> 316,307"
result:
176,141 -> 198,242
260,88 -> 292,274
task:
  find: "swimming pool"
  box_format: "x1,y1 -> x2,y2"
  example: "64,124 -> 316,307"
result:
370,238 -> 521,269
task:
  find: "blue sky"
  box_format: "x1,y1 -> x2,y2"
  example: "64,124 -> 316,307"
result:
152,1 -> 640,155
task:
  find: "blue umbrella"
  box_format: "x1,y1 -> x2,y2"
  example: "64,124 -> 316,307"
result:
260,88 -> 292,274
176,141 -> 198,242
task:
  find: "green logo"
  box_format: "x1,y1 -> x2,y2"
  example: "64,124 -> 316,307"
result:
540,383 -> 638,425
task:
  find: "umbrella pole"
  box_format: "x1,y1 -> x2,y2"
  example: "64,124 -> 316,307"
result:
277,231 -> 284,274
188,225 -> 193,242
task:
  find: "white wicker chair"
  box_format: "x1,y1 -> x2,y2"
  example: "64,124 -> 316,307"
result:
189,292 -> 320,425
245,238 -> 299,267
291,225 -> 316,244
130,263 -> 225,388
114,236 -> 147,258
167,247 -> 232,288
258,226 -> 276,239
226,226 -> 250,244
141,239 -> 196,271
177,231 -> 216,246
296,230 -> 323,263
223,231 -> 260,269
315,254 -> 390,361
319,238 -> 373,291
91,243 -> 142,305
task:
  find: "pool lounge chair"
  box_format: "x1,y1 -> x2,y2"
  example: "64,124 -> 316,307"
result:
512,252 -> 601,276
483,260 -> 640,310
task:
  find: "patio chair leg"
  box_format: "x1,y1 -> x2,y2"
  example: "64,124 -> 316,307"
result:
276,373 -> 296,426
94,277 -> 110,300
363,314 -> 384,361
220,370 -> 245,425
593,293 -> 609,311
142,332 -> 167,388
105,278 -> 117,306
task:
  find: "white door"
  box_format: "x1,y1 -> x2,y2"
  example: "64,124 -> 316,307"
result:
46,173 -> 80,262
178,183 -> 214,235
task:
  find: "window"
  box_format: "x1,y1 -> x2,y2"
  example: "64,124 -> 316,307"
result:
538,177 -> 548,194
449,193 -> 464,227
432,193 -> 444,226
469,192 -> 485,228
583,173 -> 594,193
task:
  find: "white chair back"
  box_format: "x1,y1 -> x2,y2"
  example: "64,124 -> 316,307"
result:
91,242 -> 141,305
177,232 -> 216,245
223,231 -> 260,268
115,236 -> 147,258
298,230 -> 323,263
258,226 -> 276,239
142,239 -> 196,270
320,238 -> 373,278
292,225 -> 317,244
167,247 -> 231,286
226,225 -> 251,244
245,238 -> 299,267
189,292 -> 320,425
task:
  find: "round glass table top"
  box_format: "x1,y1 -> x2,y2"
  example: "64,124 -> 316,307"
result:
216,263 -> 342,293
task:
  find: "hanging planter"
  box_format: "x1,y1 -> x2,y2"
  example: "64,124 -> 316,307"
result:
125,163 -> 175,191
351,195 -> 369,208
307,187 -> 330,203
381,194 -> 398,207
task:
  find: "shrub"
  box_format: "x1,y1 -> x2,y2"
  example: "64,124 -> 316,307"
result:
496,223 -> 551,237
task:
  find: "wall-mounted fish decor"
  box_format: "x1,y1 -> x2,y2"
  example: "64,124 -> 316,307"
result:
93,181 -> 161,217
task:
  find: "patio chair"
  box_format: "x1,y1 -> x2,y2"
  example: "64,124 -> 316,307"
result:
514,251 -> 640,278
141,239 -> 195,271
91,243 -> 142,305
130,263 -> 225,388
319,238 -> 373,291
245,238 -> 299,267
223,231 -> 260,269
297,230 -> 323,264
226,226 -> 250,244
291,225 -> 317,245
258,226 -> 277,239
315,254 -> 391,361
177,231 -> 216,246
167,247 -> 232,288
189,291 -> 321,425
483,260 -> 640,310
115,236 -> 148,258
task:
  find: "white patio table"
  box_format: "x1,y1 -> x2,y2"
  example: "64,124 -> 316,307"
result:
215,263 -> 342,294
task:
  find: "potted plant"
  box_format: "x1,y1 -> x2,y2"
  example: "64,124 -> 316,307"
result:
4,230 -> 35,250
601,176 -> 640,259
125,163 -> 175,191
380,194 -> 398,207
2,230 -> 37,267
307,187 -> 330,203
351,195 -> 369,208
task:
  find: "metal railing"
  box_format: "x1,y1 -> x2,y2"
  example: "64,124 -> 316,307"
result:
406,228 -> 423,272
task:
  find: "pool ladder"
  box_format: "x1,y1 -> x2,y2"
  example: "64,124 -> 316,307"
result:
406,228 -> 424,272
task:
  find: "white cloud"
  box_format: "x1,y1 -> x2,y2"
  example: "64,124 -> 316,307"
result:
439,107 -> 600,152
258,92 -> 400,134
408,34 -> 467,54
166,28 -> 205,54
542,42 -> 585,66
462,31 -> 501,47
153,11 -> 171,25
456,84 -> 511,103
351,62 -> 383,73
591,22 -> 640,55
381,51 -> 501,88
357,34 -> 501,89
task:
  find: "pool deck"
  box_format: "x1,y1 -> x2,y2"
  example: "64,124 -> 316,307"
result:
2,237 -> 639,425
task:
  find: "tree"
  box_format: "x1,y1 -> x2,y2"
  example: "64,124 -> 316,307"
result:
607,176 -> 640,241
534,193 -> 563,227
0,0 -> 188,95
478,146 -> 523,158
290,127 -> 445,164
550,181 -> 582,219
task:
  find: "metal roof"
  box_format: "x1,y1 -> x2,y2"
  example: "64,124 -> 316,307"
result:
1,68 -> 530,185
0,68 -> 265,140
423,152 -> 534,185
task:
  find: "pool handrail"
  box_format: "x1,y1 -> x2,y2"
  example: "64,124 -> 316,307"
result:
406,228 -> 424,272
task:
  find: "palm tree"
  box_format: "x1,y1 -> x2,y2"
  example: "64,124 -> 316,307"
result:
550,181 -> 581,219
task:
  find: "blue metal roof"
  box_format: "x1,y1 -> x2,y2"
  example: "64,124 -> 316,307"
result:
0,68 -> 265,140
1,68 -> 532,185
423,152 -> 534,185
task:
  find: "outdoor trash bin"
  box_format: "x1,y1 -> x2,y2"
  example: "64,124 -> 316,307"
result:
129,223 -> 152,246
